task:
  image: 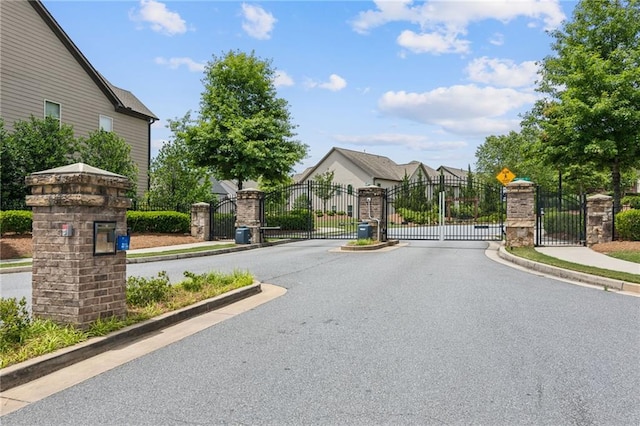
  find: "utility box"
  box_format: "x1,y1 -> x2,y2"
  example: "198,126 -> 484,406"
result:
357,222 -> 372,239
235,227 -> 251,244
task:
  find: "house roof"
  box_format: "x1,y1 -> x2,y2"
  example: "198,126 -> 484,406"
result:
29,0 -> 158,122
301,147 -> 438,183
437,166 -> 469,181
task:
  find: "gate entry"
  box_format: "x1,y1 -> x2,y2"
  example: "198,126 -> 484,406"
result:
210,197 -> 236,240
385,176 -> 504,241
261,181 -> 359,240
536,187 -> 586,246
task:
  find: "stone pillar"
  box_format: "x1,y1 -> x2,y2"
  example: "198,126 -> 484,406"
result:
586,194 -> 613,247
358,186 -> 387,241
191,202 -> 211,241
505,180 -> 535,248
25,163 -> 131,329
236,189 -> 263,243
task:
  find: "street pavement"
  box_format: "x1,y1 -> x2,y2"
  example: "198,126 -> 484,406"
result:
1,240 -> 639,425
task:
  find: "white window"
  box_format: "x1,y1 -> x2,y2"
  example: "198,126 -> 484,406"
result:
99,115 -> 113,132
44,100 -> 61,123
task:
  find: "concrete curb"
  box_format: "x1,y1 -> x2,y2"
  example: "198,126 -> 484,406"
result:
497,246 -> 640,294
0,239 -> 296,273
0,283 -> 262,392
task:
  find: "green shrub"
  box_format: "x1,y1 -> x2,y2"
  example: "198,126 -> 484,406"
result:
0,210 -> 32,234
622,195 -> 640,210
181,271 -> 206,292
397,207 -> 437,225
615,210 -> 640,241
126,211 -> 189,233
126,271 -> 172,307
266,210 -> 314,230
0,297 -> 31,349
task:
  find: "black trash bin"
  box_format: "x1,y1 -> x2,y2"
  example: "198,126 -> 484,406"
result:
235,227 -> 251,244
357,222 -> 372,239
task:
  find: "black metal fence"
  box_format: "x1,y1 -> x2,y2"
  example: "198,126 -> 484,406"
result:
261,181 -> 359,240
536,187 -> 586,246
210,198 -> 236,240
386,176 -> 504,241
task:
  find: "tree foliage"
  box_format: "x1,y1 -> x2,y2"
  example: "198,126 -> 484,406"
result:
0,116 -> 76,208
76,129 -> 138,196
530,0 -> 640,211
313,169 -> 338,212
146,114 -> 215,210
184,50 -> 308,190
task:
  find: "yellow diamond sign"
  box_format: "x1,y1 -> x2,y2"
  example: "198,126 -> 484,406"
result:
496,167 -> 516,186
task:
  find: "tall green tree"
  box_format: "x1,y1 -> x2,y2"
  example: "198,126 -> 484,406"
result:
76,129 -> 139,196
183,50 -> 308,190
530,0 -> 640,211
1,116 -> 76,208
146,114 -> 214,210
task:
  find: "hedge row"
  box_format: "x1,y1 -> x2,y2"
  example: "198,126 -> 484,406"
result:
615,210 -> 640,241
0,210 -> 32,234
0,210 -> 190,234
126,211 -> 190,234
265,210 -> 313,231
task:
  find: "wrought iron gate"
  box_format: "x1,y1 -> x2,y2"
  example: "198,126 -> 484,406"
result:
535,187 -> 586,246
261,181 -> 359,240
210,197 -> 236,240
385,176 -> 504,241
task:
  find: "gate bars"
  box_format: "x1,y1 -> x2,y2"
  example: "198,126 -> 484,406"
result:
535,187 -> 586,246
385,175 -> 505,241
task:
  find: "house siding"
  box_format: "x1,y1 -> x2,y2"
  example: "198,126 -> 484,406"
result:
0,1 -> 149,197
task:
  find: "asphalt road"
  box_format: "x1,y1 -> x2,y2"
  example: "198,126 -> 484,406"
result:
3,240 -> 640,425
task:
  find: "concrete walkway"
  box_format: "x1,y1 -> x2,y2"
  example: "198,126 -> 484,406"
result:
535,246 -> 639,275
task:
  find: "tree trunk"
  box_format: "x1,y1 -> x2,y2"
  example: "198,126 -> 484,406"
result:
237,179 -> 243,191
612,161 -> 621,214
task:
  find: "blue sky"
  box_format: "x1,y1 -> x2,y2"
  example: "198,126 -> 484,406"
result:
44,0 -> 576,174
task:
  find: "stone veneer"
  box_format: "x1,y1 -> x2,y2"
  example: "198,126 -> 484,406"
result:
586,194 -> 613,247
191,202 -> 211,241
358,186 -> 386,241
25,163 -> 131,328
235,189 -> 263,243
505,180 -> 536,247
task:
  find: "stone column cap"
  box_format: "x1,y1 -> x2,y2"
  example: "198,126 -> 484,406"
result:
29,162 -> 126,178
587,194 -> 612,201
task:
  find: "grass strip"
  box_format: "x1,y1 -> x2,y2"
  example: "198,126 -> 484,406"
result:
606,251 -> 640,264
507,247 -> 640,284
0,261 -> 31,269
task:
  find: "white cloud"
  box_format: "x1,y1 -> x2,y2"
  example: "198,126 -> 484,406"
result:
465,57 -> 539,88
306,74 -> 347,92
129,0 -> 187,36
333,133 -> 467,151
241,3 -> 276,40
155,57 -> 206,72
378,85 -> 537,135
274,70 -> 294,87
489,33 -> 504,46
397,30 -> 470,55
351,0 -> 565,55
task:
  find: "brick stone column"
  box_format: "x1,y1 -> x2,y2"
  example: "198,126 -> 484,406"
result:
586,194 -> 613,247
236,189 -> 263,243
358,186 -> 387,241
505,180 -> 535,248
25,163 -> 131,328
191,202 -> 211,241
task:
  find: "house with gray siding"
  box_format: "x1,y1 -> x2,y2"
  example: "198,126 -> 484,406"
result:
0,0 -> 157,198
